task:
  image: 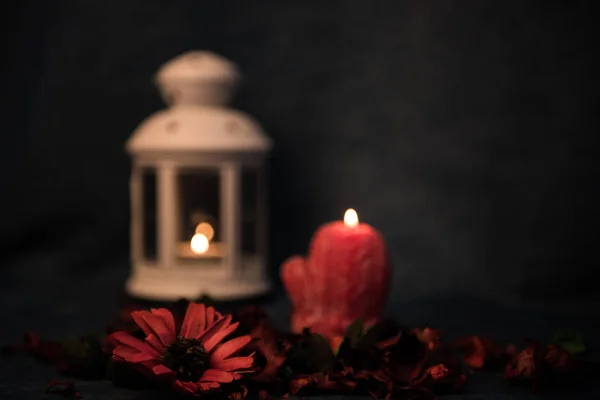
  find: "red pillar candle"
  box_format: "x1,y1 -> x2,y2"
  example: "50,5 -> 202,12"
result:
281,209 -> 391,338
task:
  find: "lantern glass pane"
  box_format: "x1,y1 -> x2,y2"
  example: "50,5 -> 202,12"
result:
142,168 -> 157,261
241,167 -> 258,259
176,169 -> 223,267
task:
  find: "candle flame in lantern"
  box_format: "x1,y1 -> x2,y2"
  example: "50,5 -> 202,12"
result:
344,208 -> 359,227
190,233 -> 210,254
195,222 -> 215,241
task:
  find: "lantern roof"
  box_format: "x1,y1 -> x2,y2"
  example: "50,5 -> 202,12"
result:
127,106 -> 271,153
127,51 -> 271,155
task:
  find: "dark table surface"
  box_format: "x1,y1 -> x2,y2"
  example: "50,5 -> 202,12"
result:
1,258 -> 599,399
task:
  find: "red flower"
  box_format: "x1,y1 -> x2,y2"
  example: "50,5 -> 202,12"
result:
108,303 -> 255,396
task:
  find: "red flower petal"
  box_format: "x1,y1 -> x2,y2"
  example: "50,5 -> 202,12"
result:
197,381 -> 220,391
151,308 -> 176,335
210,336 -> 252,364
152,364 -> 175,378
109,331 -> 161,358
211,356 -> 255,371
181,303 -> 207,339
145,334 -> 164,353
131,310 -> 176,347
173,380 -> 199,395
196,315 -> 230,341
203,320 -> 239,352
200,369 -> 236,383
113,345 -> 157,363
206,306 -> 217,326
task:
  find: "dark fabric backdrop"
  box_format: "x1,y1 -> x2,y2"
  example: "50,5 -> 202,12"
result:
1,0 -> 598,304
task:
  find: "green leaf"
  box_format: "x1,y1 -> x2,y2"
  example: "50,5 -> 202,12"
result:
344,318 -> 365,348
358,320 -> 398,349
554,330 -> 586,355
305,334 -> 336,373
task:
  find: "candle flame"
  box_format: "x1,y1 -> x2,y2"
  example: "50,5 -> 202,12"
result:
194,222 -> 215,241
344,208 -> 359,227
190,233 -> 210,254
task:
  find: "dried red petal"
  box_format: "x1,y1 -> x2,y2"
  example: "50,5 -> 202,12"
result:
411,327 -> 441,351
288,375 -> 319,395
504,346 -> 536,380
3,332 -> 65,367
382,331 -> 428,384
353,369 -> 394,399
428,364 -> 449,380
545,344 -> 575,373
424,364 -> 466,394
460,336 -> 485,369
505,343 -> 576,393
258,390 -> 272,400
227,385 -> 248,400
450,336 -> 511,370
234,307 -> 286,382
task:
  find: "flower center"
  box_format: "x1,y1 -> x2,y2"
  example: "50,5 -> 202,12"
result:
162,336 -> 210,382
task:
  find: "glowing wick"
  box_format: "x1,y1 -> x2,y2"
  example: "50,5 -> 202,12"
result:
190,233 -> 209,254
194,222 -> 215,241
344,208 -> 359,228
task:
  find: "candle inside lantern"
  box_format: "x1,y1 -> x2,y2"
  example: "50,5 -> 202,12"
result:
281,208 -> 391,337
177,221 -> 225,259
190,233 -> 209,254
195,222 -> 215,241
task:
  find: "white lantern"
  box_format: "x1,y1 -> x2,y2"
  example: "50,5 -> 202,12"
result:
125,51 -> 272,301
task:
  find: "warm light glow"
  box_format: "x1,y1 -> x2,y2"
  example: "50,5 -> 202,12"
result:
344,208 -> 359,227
190,233 -> 210,254
194,222 -> 215,241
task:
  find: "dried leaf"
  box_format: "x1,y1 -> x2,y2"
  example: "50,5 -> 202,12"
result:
504,343 -> 575,393
284,330 -> 336,374
359,319 -> 401,349
288,374 -> 319,395
234,307 -> 286,382
306,333 -> 337,372
413,364 -> 466,394
450,336 -> 512,370
384,331 -> 428,385
227,384 -> 248,400
353,369 -> 394,398
505,346 -> 536,380
545,344 -> 575,373
345,318 -> 365,348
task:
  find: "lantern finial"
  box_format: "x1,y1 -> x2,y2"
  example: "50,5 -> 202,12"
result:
155,51 -> 240,107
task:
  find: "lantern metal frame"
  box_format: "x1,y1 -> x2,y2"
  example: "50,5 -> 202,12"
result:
125,51 -> 272,301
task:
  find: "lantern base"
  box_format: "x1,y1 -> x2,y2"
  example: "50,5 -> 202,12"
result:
125,261 -> 271,302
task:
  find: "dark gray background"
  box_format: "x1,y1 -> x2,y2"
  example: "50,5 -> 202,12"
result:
1,0 -> 598,304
